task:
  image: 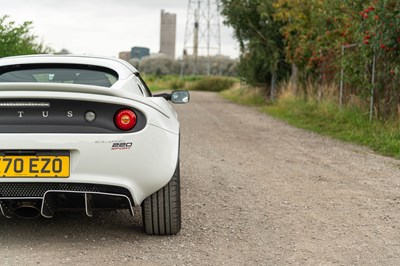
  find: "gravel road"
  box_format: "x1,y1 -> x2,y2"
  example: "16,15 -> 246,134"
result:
1,91 -> 400,265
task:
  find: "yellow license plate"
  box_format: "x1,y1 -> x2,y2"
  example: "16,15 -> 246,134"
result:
0,156 -> 70,178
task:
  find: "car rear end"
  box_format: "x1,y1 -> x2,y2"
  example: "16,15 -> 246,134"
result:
0,56 -> 180,227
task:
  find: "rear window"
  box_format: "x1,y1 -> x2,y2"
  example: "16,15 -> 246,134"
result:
0,64 -> 118,87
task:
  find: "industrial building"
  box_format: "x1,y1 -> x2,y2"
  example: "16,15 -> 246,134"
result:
118,51 -> 131,61
160,10 -> 177,59
131,47 -> 150,60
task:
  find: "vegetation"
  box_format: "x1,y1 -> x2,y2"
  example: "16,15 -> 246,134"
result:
0,15 -> 51,57
136,54 -> 238,77
264,97 -> 400,158
222,83 -> 400,158
221,0 -> 287,85
143,75 -> 237,93
220,0 -> 400,120
217,0 -> 400,158
187,76 -> 237,92
143,75 -> 188,92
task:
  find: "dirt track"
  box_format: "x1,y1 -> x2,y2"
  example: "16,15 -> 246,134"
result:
1,91 -> 400,265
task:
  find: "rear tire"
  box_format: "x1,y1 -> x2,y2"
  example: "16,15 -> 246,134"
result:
142,163 -> 181,235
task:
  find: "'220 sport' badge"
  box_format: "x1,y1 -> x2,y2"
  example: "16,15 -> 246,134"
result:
112,142 -> 133,150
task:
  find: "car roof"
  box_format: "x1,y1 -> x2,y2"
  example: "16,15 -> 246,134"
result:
0,54 -> 139,80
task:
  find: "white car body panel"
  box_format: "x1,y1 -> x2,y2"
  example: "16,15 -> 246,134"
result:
0,127 -> 178,205
0,54 -> 139,79
0,55 -> 181,207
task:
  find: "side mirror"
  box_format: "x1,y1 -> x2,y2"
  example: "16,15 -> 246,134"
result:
154,90 -> 190,104
171,90 -> 190,104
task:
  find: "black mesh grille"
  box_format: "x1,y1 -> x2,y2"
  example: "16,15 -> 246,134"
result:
0,183 -> 133,201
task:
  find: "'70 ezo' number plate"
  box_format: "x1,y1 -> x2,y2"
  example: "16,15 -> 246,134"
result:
0,156 -> 70,178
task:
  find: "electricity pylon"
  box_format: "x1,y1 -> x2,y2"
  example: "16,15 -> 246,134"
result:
181,0 -> 221,76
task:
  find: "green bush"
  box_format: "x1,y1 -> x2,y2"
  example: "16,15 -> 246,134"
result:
187,76 -> 237,92
143,75 -> 238,92
0,15 -> 51,57
181,75 -> 202,82
142,75 -> 186,92
169,79 -> 185,90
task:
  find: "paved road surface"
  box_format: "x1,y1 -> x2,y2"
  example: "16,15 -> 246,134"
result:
1,91 -> 400,265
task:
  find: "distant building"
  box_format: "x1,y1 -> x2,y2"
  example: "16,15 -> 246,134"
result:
131,47 -> 150,60
160,10 -> 176,59
55,48 -> 71,55
119,51 -> 131,61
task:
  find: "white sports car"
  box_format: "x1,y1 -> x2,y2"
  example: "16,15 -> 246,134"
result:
0,55 -> 189,235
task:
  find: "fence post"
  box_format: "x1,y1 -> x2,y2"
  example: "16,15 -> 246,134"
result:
270,70 -> 277,101
370,47 -> 376,122
339,45 -> 345,107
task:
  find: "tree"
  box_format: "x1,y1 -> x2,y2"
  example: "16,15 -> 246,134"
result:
0,15 -> 51,57
357,0 -> 400,118
221,0 -> 400,118
273,1 -> 359,81
139,54 -> 177,75
221,0 -> 288,89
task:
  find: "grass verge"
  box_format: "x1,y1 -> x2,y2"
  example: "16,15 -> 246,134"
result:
142,75 -> 237,92
222,86 -> 400,159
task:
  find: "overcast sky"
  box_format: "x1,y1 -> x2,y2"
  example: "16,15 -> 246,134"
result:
1,0 -> 239,59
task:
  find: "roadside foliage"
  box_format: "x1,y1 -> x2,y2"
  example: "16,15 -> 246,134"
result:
138,54 -> 238,77
0,16 -> 51,57
221,0 -> 400,120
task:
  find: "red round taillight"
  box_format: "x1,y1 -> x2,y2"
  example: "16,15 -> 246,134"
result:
115,109 -> 137,130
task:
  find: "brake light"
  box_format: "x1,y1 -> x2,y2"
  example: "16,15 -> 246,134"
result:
115,109 -> 137,130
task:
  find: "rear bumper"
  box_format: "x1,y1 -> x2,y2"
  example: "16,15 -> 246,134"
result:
0,124 -> 179,206
0,184 -> 135,219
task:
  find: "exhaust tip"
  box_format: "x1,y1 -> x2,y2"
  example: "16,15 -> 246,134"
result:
13,202 -> 41,219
